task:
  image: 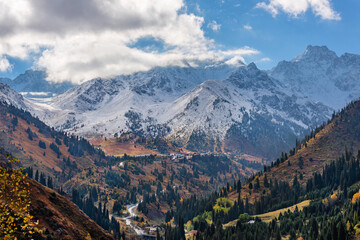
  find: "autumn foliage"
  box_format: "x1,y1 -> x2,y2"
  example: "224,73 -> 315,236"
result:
0,156 -> 37,239
352,189 -> 360,204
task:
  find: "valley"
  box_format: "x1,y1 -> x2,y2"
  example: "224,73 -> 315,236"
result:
0,102 -> 252,238
1,0 -> 359,239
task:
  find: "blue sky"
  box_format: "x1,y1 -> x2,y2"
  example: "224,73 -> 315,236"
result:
0,0 -> 359,82
185,0 -> 360,69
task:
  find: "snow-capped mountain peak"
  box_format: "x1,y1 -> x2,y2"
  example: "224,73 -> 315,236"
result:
293,45 -> 337,63
227,62 -> 275,90
270,46 -> 360,109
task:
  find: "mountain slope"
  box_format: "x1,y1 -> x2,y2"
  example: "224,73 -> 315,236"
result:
270,45 -> 360,109
31,62 -> 238,137
0,101 -> 116,185
165,63 -> 331,158
28,177 -> 114,240
0,83 -> 30,110
0,154 -> 113,240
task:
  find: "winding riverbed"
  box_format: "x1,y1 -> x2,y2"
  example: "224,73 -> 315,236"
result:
123,203 -> 146,236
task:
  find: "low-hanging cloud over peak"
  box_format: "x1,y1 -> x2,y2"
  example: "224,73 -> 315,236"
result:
0,0 -> 259,83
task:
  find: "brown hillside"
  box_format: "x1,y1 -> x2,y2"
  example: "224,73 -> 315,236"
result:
28,178 -> 114,240
0,113 -> 79,171
0,147 -> 113,240
89,134 -> 192,157
90,136 -> 159,156
0,103 -> 105,185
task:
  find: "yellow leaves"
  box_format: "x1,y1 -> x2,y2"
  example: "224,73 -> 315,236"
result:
0,158 -> 38,239
346,220 -> 351,231
85,233 -> 92,240
186,220 -> 192,227
323,193 -> 339,207
322,198 -> 329,207
213,198 -> 233,214
213,205 -> 220,210
180,197 -> 183,203
352,189 -> 360,204
330,193 -> 338,203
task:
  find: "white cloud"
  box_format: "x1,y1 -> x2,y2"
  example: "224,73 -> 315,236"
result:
257,57 -> 271,62
207,20 -> 222,32
243,25 -> 253,30
256,0 -> 341,20
221,47 -> 260,57
195,3 -> 201,13
0,56 -> 12,72
0,0 -> 259,84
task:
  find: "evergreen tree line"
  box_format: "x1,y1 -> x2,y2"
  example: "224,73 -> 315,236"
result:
71,189 -> 124,240
23,167 -> 54,189
139,182 -> 181,215
166,149 -> 360,239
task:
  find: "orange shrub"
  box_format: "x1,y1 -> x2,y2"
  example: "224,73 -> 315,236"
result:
352,190 -> 360,204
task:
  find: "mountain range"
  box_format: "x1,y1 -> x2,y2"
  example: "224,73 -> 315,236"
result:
1,45 -> 359,160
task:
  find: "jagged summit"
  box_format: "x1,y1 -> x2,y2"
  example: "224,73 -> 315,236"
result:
293,45 -> 337,62
270,45 -> 360,109
227,62 -> 275,89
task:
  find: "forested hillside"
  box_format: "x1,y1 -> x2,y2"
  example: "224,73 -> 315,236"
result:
165,100 -> 360,239
239,100 -> 360,203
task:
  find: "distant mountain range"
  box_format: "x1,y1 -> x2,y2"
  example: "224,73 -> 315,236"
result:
0,45 -> 359,159
0,70 -> 75,98
270,45 -> 360,109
